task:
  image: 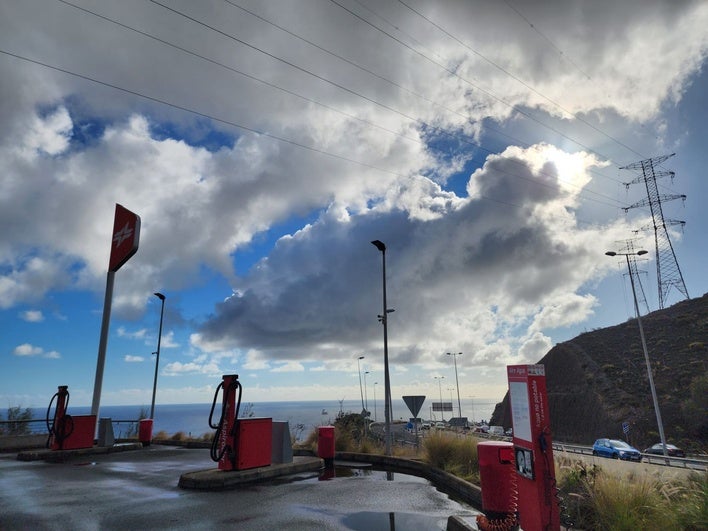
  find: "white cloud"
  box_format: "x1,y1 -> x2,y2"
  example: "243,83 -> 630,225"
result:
124,355 -> 145,363
117,327 -> 148,340
271,361 -> 305,373
20,310 -> 44,322
162,360 -> 221,377
13,343 -> 44,357
0,0 -> 705,403
12,343 -> 60,359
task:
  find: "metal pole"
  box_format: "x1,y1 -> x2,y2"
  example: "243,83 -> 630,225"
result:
435,376 -> 444,421
448,352 -> 463,418
91,271 -> 115,420
364,371 -> 369,413
373,382 -> 378,422
357,356 -> 365,415
624,254 -> 669,459
372,240 -> 392,456
382,247 -> 392,456
150,293 -> 165,420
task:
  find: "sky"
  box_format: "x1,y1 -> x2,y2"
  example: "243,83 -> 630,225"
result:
1,0 -> 706,412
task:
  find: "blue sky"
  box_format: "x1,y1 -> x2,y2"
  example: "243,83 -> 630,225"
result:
1,0 -> 706,412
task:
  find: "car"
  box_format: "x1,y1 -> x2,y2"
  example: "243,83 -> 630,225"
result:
488,426 -> 505,436
643,443 -> 686,458
420,422 -> 431,430
592,438 -> 642,461
434,422 -> 447,429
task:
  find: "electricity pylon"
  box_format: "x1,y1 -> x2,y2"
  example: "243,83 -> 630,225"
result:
620,154 -> 689,309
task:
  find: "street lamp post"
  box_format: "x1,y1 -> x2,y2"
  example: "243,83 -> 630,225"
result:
606,250 -> 669,459
364,371 -> 370,414
357,356 -> 365,415
371,240 -> 393,456
434,376 -> 445,421
447,352 -> 463,418
150,292 -> 166,421
373,382 -> 378,422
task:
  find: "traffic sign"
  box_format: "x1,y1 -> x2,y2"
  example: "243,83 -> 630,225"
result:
402,395 -> 426,418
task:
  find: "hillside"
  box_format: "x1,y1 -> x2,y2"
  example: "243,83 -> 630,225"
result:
490,293 -> 708,452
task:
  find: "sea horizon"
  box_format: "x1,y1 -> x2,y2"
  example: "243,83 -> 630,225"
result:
21,398 -> 500,440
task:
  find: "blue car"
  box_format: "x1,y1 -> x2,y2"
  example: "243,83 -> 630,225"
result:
592,438 -> 642,462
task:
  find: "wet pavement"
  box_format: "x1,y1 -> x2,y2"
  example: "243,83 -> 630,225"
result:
0,445 -> 479,530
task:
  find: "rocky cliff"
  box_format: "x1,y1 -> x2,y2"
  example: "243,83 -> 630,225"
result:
490,293 -> 708,452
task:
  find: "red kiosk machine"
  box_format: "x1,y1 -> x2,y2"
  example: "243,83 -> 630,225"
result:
507,364 -> 560,531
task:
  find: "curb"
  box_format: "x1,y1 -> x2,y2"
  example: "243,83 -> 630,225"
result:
178,456 -> 323,490
17,443 -> 144,462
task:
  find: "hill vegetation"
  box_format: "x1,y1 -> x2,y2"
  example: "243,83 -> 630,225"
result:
491,293 -> 708,452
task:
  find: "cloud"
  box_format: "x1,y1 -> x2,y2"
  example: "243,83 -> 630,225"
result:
20,310 -> 44,322
162,360 -> 221,376
117,327 -> 148,340
196,143 -> 630,368
124,355 -> 145,363
0,0 -> 705,397
12,343 -> 60,359
271,361 -> 305,373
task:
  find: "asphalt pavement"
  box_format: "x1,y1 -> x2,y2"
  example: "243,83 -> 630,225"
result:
0,445 -> 480,530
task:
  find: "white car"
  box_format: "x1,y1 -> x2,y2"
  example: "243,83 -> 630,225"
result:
488,426 -> 505,436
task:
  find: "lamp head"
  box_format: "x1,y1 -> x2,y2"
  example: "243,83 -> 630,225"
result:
371,240 -> 386,252
637,250 -> 648,256
154,292 -> 165,300
605,251 -> 617,257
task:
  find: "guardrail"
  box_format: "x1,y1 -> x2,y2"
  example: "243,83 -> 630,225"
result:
553,442 -> 708,471
0,418 -> 142,439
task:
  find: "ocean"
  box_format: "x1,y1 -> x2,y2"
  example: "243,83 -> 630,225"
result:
25,398 -> 499,441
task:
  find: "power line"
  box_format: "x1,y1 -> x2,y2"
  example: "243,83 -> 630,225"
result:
10,1 -> 637,215
0,47 -> 573,218
144,0 -> 627,210
501,0 -> 593,81
395,0 -> 647,162
329,0 -> 648,194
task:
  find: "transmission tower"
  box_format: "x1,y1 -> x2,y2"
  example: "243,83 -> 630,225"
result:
620,154 -> 689,309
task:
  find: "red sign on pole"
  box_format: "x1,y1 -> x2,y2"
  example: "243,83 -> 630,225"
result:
108,204 -> 140,272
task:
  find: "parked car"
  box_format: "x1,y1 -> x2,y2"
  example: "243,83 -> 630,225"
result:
592,438 -> 642,461
488,426 -> 505,436
643,443 -> 686,458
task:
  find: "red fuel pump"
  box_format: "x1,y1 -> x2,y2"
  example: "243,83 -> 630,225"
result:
46,385 -> 96,451
46,385 -> 72,450
208,374 -> 272,471
507,365 -> 560,531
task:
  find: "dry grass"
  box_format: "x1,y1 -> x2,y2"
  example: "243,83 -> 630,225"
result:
556,455 -> 707,530
423,431 -> 479,482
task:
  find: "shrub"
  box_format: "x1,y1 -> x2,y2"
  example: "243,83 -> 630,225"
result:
672,473 -> 708,531
423,432 -> 478,482
0,406 -> 33,435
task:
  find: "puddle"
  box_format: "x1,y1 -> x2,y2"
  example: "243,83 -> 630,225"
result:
342,510 -> 448,530
318,466 -> 426,483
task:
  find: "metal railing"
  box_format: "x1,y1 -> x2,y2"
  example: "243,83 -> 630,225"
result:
0,418 -> 141,439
